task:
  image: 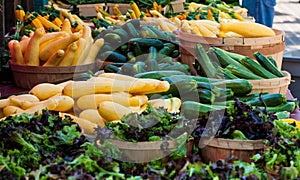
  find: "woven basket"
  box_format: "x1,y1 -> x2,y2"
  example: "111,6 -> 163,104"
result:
10,61 -> 96,89
200,138 -> 264,163
248,71 -> 291,94
178,29 -> 285,70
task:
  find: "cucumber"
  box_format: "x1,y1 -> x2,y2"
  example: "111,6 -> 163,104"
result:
134,70 -> 185,79
102,51 -> 127,63
195,44 -> 218,78
225,65 -> 264,80
253,52 -> 284,77
240,57 -> 278,79
103,64 -> 120,73
129,38 -> 164,50
180,101 -> 226,119
212,79 -> 252,96
246,93 -> 286,107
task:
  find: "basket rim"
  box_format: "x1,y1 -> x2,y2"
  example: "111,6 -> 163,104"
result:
109,139 -> 178,150
9,60 -> 96,74
200,137 -> 265,150
177,28 -> 284,45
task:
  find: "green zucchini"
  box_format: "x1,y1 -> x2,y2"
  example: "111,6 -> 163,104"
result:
225,64 -> 264,80
256,101 -> 296,113
195,44 -> 218,78
236,93 -> 268,102
123,21 -> 139,38
147,46 -> 157,62
163,43 -> 176,52
129,38 -> 164,50
147,25 -> 171,41
197,88 -> 215,104
146,59 -> 159,71
157,56 -> 173,64
133,61 -> 146,74
103,64 -> 120,73
212,47 -> 249,71
246,93 -> 286,107
221,49 -> 246,62
119,63 -> 135,76
218,66 -> 239,79
159,62 -> 190,73
180,101 -> 226,119
102,51 -> 127,63
103,33 -> 122,45
212,79 -> 252,96
196,81 -> 214,90
100,44 -> 114,53
139,26 -> 158,39
171,50 -> 180,58
240,57 -> 278,79
267,56 -> 278,68
131,41 -> 143,57
253,52 -> 284,77
127,51 -> 136,62
134,70 -> 185,79
158,46 -> 172,56
161,77 -> 198,97
111,28 -> 129,41
215,88 -> 234,100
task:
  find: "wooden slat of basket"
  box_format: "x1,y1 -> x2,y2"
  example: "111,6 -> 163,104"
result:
109,139 -> 177,150
207,138 -> 264,150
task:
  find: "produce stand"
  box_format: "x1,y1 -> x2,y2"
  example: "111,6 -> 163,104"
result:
1,0 -> 300,179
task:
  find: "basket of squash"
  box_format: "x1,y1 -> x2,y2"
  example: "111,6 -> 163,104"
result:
9,5 -> 102,89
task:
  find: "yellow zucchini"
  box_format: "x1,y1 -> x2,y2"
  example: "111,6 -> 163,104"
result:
39,31 -> 67,45
79,109 -> 105,127
37,14 -> 61,31
82,38 -> 104,64
61,18 -> 73,34
29,83 -> 63,100
148,97 -> 181,113
13,41 -> 25,65
60,112 -> 97,135
98,101 -> 133,122
71,38 -> 86,65
19,36 -> 30,54
219,21 -> 276,37
42,49 -> 65,66
39,33 -> 80,61
48,95 -> 74,112
24,28 -> 45,66
3,106 -> 24,116
59,42 -> 78,66
8,40 -> 17,63
8,94 -> 40,107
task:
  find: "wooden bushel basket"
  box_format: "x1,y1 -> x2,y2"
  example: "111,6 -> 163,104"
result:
10,61 -> 96,89
109,133 -> 187,163
199,138 -> 264,163
248,71 -> 291,94
178,29 -> 285,69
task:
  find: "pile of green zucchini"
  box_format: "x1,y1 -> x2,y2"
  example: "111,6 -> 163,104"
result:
193,44 -> 285,80
95,19 -> 190,75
